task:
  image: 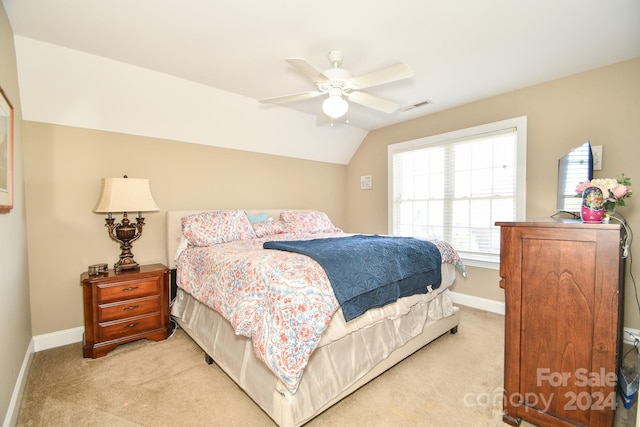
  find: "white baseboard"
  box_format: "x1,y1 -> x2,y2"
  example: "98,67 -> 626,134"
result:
450,291 -> 505,315
23,307 -> 640,350
2,339 -> 34,427
32,326 -> 84,352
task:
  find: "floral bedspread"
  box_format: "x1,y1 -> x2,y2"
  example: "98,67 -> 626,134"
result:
176,232 -> 464,393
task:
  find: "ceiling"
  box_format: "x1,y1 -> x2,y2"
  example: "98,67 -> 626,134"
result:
3,0 -> 640,131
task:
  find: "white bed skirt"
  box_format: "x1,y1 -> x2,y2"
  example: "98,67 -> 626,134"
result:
171,266 -> 460,427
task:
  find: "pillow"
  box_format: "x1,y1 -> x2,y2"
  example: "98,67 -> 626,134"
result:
247,213 -> 269,224
279,210 -> 342,234
181,210 -> 256,247
252,218 -> 285,238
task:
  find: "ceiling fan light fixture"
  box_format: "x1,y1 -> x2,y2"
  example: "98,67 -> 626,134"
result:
261,51 -> 414,123
322,95 -> 348,119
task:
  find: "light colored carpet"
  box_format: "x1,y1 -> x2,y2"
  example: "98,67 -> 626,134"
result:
16,306 -> 637,426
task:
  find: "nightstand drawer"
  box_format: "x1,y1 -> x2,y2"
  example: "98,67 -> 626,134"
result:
97,277 -> 160,303
98,313 -> 162,342
98,295 -> 161,322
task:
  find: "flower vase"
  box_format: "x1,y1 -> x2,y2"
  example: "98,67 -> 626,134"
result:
581,186 -> 605,223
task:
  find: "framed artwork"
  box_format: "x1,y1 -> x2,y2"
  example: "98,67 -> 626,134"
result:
0,85 -> 13,213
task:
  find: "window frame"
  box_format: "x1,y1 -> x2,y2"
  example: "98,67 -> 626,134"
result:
387,116 -> 527,269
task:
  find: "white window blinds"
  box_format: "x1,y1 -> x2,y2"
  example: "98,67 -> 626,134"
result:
388,117 -> 527,266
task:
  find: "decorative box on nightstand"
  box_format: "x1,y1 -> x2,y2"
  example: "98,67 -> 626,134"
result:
81,263 -> 171,358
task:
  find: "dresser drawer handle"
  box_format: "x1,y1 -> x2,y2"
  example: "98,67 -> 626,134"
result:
123,305 -> 140,311
121,286 -> 139,292
123,322 -> 140,329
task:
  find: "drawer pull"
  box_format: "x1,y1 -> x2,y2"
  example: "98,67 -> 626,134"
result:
121,286 -> 139,292
123,305 -> 140,311
123,322 -> 140,329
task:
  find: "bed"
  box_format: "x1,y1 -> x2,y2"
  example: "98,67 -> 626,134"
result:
167,209 -> 463,426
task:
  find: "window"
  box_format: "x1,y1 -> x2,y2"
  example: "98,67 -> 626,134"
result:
388,117 -> 527,268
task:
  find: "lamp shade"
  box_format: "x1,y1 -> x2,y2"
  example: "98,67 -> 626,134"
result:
94,177 -> 159,213
322,95 -> 349,119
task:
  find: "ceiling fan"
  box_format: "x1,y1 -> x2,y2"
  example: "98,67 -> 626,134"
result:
258,50 -> 413,120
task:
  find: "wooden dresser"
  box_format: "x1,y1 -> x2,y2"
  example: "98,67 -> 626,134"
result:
497,219 -> 624,427
82,263 -> 171,358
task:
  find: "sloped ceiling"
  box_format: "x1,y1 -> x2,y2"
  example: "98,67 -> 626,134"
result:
3,0 -> 640,164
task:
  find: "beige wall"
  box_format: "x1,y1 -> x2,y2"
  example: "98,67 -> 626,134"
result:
346,58 -> 640,328
0,5 -> 31,424
23,123 -> 347,335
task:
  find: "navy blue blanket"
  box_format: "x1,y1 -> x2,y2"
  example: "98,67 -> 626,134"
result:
263,235 -> 442,321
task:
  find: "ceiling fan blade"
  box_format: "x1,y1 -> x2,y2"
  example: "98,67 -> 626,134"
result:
285,58 -> 327,83
350,63 -> 413,90
347,91 -> 400,113
258,91 -> 323,104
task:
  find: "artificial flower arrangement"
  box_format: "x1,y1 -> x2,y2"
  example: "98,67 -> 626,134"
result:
576,174 -> 632,212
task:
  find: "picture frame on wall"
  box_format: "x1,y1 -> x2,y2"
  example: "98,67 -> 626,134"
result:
0,85 -> 14,213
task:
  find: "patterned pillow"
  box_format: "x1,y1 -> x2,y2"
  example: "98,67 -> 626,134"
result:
181,210 -> 256,246
252,219 -> 286,238
280,210 -> 342,234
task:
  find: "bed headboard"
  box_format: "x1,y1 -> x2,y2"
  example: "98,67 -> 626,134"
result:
166,209 -> 289,269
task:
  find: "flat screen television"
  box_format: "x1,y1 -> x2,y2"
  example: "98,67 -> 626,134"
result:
556,141 -> 594,214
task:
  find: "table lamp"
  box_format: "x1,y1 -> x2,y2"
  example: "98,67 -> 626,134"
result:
94,175 -> 159,272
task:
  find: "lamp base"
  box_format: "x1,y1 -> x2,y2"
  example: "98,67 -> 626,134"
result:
105,213 -> 145,274
114,259 -> 140,273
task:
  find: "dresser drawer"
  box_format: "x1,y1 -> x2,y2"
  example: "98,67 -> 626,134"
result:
98,313 -> 162,342
97,277 -> 160,304
98,295 -> 161,323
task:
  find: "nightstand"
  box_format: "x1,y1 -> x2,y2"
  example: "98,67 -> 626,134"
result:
81,263 -> 171,358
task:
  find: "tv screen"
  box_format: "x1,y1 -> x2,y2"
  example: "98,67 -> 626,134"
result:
556,141 -> 594,213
